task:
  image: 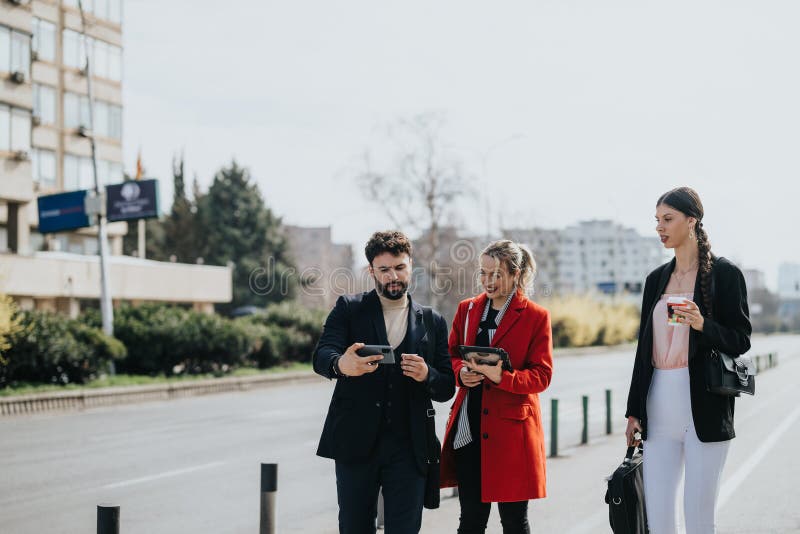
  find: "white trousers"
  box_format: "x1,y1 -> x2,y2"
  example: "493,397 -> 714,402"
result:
644,367 -> 730,534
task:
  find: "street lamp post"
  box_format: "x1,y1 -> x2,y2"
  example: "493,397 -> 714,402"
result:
78,1 -> 115,358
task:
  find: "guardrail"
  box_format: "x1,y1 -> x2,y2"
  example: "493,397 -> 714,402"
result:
0,371 -> 319,416
547,352 -> 778,457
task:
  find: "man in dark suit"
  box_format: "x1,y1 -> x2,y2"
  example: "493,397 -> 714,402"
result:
314,230 -> 456,534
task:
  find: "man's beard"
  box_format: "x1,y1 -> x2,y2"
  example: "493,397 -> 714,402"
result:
376,279 -> 408,300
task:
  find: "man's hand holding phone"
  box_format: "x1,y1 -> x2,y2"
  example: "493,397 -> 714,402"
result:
337,342 -> 383,377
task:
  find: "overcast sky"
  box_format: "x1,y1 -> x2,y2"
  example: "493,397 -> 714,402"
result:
122,1 -> 800,290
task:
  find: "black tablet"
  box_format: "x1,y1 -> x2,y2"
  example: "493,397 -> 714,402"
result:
356,344 -> 396,364
457,345 -> 512,372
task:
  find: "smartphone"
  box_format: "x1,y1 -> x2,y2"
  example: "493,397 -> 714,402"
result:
355,345 -> 396,364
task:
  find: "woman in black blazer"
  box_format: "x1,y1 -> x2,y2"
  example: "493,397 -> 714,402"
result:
625,187 -> 751,534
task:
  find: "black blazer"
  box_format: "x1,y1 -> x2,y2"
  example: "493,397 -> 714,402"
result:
313,290 -> 456,472
625,256 -> 752,442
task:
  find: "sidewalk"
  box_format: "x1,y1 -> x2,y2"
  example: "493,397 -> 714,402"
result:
421,348 -> 800,533
421,432 -> 623,533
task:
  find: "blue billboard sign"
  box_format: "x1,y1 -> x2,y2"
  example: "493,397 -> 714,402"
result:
37,190 -> 92,234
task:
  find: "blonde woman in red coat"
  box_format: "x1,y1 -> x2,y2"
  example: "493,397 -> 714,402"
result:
440,240 -> 554,534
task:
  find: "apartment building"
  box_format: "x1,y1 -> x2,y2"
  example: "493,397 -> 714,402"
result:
0,0 -> 231,316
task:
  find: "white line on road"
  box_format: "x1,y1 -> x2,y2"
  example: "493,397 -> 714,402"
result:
100,460 -> 229,490
717,402 -> 800,508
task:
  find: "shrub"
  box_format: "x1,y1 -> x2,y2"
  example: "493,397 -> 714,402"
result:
1,310 -> 126,387
543,294 -> 639,348
96,304 -> 258,376
241,301 -> 325,366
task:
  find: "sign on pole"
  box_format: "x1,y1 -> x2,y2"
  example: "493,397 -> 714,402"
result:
37,190 -> 92,234
106,179 -> 160,222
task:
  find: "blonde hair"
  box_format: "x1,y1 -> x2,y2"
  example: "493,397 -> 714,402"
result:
480,239 -> 536,293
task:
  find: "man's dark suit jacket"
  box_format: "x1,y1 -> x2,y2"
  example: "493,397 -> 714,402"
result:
314,290 -> 456,474
626,256 -> 752,442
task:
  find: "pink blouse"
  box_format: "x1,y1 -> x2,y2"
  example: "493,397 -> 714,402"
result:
651,292 -> 693,369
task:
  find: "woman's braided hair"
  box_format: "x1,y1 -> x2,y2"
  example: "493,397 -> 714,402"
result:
657,187 -> 713,318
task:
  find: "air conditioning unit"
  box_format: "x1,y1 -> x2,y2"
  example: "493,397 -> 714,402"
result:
77,125 -> 92,138
31,115 -> 41,126
10,71 -> 26,84
12,150 -> 30,162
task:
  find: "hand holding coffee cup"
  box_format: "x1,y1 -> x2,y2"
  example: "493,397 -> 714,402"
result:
667,298 -> 705,332
667,297 -> 690,326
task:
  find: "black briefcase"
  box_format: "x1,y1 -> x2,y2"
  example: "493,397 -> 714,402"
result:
605,445 -> 648,534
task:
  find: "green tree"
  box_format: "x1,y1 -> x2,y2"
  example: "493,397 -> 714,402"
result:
196,160 -> 296,313
162,153 -> 200,263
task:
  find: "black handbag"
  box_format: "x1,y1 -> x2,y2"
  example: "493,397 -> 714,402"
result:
605,445 -> 648,534
704,350 -> 756,396
421,306 -> 441,510
703,266 -> 756,397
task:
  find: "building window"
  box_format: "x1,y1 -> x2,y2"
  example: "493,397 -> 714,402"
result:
108,45 -> 122,81
62,30 -> 122,82
63,29 -> 83,70
108,104 -> 122,139
0,27 -> 8,73
94,100 -> 109,137
109,0 -> 122,24
65,92 -> 121,140
32,148 -> 57,187
32,18 -> 56,63
64,0 -> 122,25
10,108 -> 31,153
0,105 -> 9,151
11,30 -> 30,78
33,84 -> 57,125
64,154 -> 94,191
1,26 -> 31,77
64,155 -> 121,190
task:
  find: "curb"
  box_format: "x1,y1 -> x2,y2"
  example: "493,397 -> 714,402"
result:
0,370 -> 321,417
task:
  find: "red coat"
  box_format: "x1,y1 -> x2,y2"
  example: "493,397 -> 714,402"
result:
440,291 -> 553,502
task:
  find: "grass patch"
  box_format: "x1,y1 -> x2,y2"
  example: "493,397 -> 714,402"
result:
0,362 -> 312,397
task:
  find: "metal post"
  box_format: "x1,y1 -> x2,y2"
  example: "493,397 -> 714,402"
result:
77,0 -> 114,361
260,463 -> 277,534
549,398 -> 559,458
605,389 -> 612,435
581,395 -> 589,445
768,352 -> 774,368
376,488 -> 385,530
97,504 -> 119,534
756,355 -> 762,373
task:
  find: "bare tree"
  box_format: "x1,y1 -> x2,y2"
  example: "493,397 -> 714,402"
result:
355,113 -> 475,308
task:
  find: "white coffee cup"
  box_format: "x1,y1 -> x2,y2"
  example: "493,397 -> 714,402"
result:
667,297 -> 690,326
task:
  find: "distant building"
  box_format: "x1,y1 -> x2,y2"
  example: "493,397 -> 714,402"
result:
778,263 -> 800,329
778,263 -> 800,299
743,269 -> 767,292
284,225 -> 354,310
504,220 -> 669,298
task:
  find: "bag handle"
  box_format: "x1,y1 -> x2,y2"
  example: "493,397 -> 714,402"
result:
624,444 -> 643,463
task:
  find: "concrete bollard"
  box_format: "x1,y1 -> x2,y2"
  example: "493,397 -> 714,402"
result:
97,504 -> 119,534
260,463 -> 278,534
550,398 -> 559,458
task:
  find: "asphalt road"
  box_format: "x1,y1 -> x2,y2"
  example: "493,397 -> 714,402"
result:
0,334 -> 797,533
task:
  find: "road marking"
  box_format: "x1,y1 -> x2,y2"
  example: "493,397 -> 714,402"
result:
717,402 -> 800,508
101,460 -> 228,490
